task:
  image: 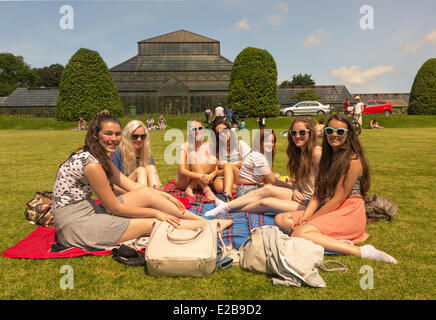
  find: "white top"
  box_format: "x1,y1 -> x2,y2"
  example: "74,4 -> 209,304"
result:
215,106 -> 225,117
52,151 -> 98,211
239,152 -> 271,184
353,102 -> 364,115
218,139 -> 251,164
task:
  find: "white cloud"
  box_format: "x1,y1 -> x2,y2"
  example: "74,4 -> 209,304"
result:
302,30 -> 327,47
236,18 -> 250,31
403,30 -> 436,54
277,1 -> 288,14
330,65 -> 395,86
266,1 -> 288,26
267,14 -> 284,26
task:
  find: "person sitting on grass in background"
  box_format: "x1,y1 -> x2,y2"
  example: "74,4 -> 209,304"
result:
158,115 -> 167,131
176,119 -> 219,201
111,120 -> 163,192
211,118 -> 251,202
52,111 -> 233,251
316,118 -> 325,139
369,119 -> 383,129
146,116 -> 154,130
205,117 -> 321,217
274,114 -> 398,264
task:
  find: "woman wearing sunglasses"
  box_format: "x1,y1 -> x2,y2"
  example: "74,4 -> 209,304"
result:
176,119 -> 219,201
52,111 -> 233,251
205,117 -> 321,217
111,120 -> 162,191
275,114 -> 398,264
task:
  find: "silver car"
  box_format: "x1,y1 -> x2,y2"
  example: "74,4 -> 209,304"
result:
279,101 -> 331,117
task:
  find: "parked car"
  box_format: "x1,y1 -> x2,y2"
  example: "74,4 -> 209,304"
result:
362,100 -> 393,116
280,101 -> 331,117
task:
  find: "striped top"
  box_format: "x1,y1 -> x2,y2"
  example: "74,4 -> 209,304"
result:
239,152 -> 271,184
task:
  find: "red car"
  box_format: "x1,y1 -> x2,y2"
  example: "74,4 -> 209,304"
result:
362,100 -> 393,116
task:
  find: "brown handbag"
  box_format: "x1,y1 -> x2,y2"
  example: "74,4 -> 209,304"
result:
24,191 -> 54,227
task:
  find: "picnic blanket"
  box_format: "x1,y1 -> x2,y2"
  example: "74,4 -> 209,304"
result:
3,180 -> 337,259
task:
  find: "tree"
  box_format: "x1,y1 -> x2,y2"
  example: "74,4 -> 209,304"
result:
290,90 -> 322,103
36,64 -> 64,87
56,48 -> 124,121
0,53 -> 38,96
408,58 -> 436,115
290,73 -> 315,86
228,47 -> 279,118
278,80 -> 292,88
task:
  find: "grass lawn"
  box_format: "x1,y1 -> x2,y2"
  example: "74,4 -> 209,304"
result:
0,115 -> 435,300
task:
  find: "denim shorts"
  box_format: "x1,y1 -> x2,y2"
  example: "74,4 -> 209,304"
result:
236,184 -> 261,197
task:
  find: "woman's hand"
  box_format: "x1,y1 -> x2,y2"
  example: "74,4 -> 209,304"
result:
199,174 -> 212,185
154,211 -> 181,228
292,216 -> 309,230
292,189 -> 306,205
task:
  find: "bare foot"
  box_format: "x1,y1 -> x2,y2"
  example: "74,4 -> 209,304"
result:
215,219 -> 234,232
203,187 -> 217,201
185,186 -> 195,197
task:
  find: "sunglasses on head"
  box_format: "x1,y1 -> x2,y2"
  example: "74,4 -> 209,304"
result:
192,126 -> 204,132
325,127 -> 349,136
131,134 -> 147,140
290,129 -> 310,137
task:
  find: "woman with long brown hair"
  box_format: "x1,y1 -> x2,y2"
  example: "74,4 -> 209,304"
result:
52,111 -> 232,250
205,117 -> 321,217
275,114 -> 398,263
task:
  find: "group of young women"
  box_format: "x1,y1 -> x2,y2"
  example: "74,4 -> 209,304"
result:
51,111 -> 397,264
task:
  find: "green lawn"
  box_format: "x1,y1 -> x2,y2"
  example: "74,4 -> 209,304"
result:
0,115 -> 435,300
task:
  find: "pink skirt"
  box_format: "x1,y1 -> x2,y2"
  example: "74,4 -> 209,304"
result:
290,197 -> 369,244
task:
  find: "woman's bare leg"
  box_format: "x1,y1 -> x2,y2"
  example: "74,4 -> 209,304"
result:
121,186 -> 204,220
128,167 -> 148,186
145,165 -> 162,188
116,218 -> 233,244
228,185 -> 293,211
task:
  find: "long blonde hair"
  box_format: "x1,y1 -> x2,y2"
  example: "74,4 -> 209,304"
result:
119,120 -> 151,175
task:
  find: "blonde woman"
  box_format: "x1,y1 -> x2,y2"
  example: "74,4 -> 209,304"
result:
111,120 -> 162,191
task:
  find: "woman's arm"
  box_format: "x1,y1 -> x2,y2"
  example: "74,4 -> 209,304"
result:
264,170 -> 294,189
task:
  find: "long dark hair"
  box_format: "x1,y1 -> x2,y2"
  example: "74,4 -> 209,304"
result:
84,110 -> 121,178
211,117 -> 237,162
286,117 -> 318,185
315,113 -> 370,200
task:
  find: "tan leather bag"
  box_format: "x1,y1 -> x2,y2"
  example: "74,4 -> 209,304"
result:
145,220 -> 218,277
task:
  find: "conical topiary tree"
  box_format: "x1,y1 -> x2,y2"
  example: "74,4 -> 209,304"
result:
56,48 -> 124,121
228,47 -> 279,118
408,58 -> 436,115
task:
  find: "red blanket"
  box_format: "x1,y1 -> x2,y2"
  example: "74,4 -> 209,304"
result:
2,226 -> 112,259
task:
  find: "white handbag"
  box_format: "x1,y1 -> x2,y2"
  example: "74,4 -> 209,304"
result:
145,220 -> 219,277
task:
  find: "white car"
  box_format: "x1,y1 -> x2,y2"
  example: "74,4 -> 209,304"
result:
279,101 -> 331,117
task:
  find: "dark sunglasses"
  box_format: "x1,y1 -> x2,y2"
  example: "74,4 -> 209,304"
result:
192,126 -> 204,132
131,134 -> 147,140
290,129 -> 310,137
325,127 -> 349,136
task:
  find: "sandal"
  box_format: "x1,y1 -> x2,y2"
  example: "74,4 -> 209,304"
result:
112,244 -> 145,266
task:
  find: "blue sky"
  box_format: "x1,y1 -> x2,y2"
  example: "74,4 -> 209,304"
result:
1,0 -> 435,94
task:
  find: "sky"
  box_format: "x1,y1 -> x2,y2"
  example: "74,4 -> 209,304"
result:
0,0 -> 435,94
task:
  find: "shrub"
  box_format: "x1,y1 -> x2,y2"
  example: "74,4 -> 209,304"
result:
408,58 -> 436,115
228,47 -> 279,118
56,48 -> 123,121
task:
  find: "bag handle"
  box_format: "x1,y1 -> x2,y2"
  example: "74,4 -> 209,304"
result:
167,226 -> 203,244
317,260 -> 348,273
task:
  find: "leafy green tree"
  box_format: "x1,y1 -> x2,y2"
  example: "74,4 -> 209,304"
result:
290,90 -> 322,103
408,58 -> 436,115
278,80 -> 292,88
56,48 -> 124,121
36,64 -> 64,87
228,47 -> 279,117
290,73 -> 315,86
0,53 -> 38,96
